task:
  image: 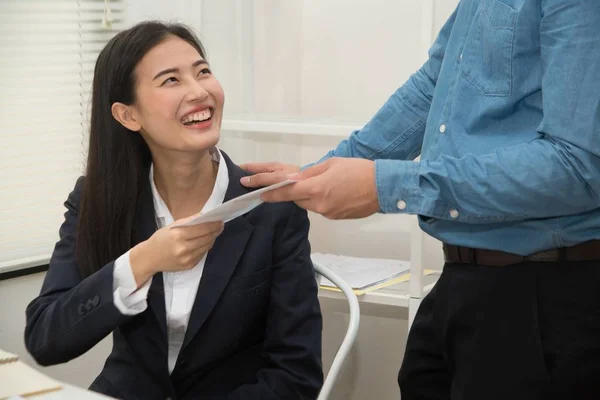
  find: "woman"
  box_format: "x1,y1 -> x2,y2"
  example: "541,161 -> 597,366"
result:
24,21 -> 323,400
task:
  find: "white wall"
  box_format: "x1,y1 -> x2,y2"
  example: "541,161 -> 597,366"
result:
0,1 -> 459,399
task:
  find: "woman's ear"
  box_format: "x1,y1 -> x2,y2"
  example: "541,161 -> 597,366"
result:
111,102 -> 142,132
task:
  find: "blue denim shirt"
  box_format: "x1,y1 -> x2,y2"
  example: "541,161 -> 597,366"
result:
319,0 -> 600,255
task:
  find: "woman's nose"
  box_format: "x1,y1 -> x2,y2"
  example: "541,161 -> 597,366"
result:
186,80 -> 209,102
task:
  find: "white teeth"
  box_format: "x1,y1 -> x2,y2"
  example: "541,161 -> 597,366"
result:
182,109 -> 212,125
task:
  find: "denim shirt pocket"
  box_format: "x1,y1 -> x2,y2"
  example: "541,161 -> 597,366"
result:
461,0 -> 518,97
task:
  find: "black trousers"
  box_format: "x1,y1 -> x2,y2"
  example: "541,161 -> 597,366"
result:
398,260 -> 600,400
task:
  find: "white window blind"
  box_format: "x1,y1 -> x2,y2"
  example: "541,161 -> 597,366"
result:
0,0 -> 126,273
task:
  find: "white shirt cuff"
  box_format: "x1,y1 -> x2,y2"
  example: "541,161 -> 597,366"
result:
113,250 -> 152,316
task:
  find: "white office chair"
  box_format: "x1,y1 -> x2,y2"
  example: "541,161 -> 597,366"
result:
312,262 -> 361,400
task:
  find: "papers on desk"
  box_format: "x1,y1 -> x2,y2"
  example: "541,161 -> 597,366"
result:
311,253 -> 412,295
0,349 -> 18,364
172,180 -> 296,227
0,349 -> 61,399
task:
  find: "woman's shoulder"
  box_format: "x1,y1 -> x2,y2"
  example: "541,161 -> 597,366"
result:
243,200 -> 310,241
256,199 -> 307,221
241,190 -> 308,231
63,176 -> 85,211
226,154 -> 307,226
70,175 -> 85,198
73,175 -> 85,191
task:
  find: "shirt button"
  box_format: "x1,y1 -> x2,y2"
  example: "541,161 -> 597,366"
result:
397,200 -> 407,210
449,209 -> 459,219
439,124 -> 446,133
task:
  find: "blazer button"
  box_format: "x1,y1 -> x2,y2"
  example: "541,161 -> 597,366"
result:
78,304 -> 86,315
92,295 -> 100,307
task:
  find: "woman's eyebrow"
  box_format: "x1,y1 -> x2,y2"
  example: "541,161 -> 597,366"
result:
153,60 -> 209,81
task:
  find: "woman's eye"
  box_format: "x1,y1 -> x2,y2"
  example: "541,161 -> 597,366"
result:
198,68 -> 212,76
162,77 -> 179,85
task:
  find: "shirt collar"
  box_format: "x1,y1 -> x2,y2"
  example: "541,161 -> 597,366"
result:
149,148 -> 229,224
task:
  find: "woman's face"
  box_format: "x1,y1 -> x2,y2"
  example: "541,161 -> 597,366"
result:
117,35 -> 224,154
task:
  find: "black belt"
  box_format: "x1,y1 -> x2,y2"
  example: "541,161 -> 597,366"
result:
443,240 -> 600,267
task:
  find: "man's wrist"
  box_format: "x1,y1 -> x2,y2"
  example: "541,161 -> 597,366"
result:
368,160 -> 382,214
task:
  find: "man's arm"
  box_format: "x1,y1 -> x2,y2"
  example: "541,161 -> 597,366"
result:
240,5 -> 460,186
376,0 -> 600,222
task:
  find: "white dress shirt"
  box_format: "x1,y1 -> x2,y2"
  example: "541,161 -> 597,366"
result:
112,148 -> 229,374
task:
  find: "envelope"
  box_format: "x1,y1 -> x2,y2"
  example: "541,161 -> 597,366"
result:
171,179 -> 296,227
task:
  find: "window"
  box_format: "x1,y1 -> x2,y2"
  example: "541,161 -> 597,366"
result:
0,0 -> 125,273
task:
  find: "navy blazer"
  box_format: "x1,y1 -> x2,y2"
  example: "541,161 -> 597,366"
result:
24,152 -> 323,400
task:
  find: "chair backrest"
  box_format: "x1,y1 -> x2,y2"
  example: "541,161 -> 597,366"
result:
312,262 -> 361,400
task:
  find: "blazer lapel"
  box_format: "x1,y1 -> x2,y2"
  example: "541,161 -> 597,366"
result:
181,152 -> 255,350
132,173 -> 168,341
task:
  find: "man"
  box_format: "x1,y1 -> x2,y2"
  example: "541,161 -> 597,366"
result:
241,1 -> 600,399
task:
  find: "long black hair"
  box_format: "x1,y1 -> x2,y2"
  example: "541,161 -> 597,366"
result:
76,21 -> 207,277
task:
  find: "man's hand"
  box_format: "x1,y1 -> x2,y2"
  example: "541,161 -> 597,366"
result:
240,162 -> 300,187
256,157 -> 380,220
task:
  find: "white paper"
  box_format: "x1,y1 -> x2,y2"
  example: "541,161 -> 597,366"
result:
0,349 -> 18,364
311,253 -> 411,290
172,179 -> 296,227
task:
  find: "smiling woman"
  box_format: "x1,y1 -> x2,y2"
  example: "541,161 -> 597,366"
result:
23,21 -> 323,400
110,34 -> 223,157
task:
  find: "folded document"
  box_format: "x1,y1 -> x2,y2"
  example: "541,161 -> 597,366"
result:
172,179 -> 296,227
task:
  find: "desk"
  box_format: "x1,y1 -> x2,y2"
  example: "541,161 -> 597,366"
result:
28,384 -> 114,400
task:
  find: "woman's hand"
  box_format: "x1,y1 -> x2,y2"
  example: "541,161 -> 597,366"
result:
129,220 -> 224,287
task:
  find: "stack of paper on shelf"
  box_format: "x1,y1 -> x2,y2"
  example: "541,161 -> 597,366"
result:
312,253 -> 417,295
